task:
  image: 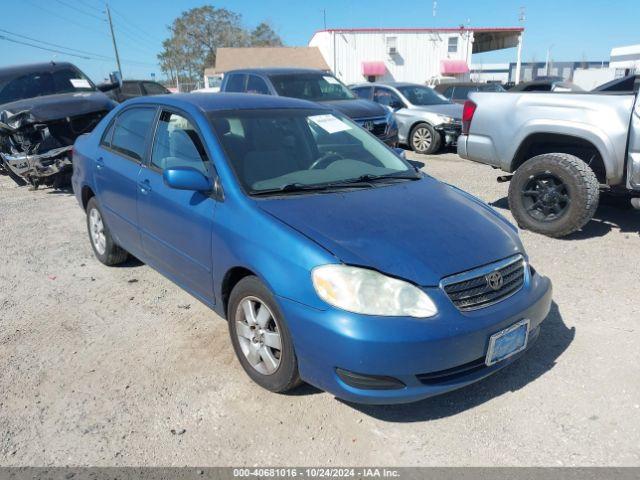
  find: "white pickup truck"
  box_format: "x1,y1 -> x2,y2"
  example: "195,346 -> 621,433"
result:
458,77 -> 640,237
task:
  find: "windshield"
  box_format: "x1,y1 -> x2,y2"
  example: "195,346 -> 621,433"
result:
209,109 -> 415,194
0,67 -> 96,104
397,85 -> 450,106
269,73 -> 355,101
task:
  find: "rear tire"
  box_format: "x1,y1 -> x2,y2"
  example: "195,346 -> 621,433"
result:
228,276 -> 302,393
508,153 -> 600,237
409,123 -> 441,155
86,197 -> 129,265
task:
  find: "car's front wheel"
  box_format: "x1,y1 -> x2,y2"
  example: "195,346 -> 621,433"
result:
228,276 -> 302,393
508,153 -> 600,237
409,122 -> 441,154
86,197 -> 129,265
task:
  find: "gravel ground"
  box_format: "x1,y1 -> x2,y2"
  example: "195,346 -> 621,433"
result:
0,151 -> 639,467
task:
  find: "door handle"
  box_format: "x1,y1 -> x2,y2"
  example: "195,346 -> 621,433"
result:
138,178 -> 151,195
96,156 -> 104,170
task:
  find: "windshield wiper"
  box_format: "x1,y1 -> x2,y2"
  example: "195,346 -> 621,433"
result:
250,181 -> 373,196
339,172 -> 421,184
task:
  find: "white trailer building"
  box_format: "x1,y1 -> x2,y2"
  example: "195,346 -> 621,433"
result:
309,27 -> 523,85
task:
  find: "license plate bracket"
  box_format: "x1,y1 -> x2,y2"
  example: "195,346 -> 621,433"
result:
486,319 -> 530,366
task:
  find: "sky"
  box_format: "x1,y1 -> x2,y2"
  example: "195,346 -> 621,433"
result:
1,0 -> 638,83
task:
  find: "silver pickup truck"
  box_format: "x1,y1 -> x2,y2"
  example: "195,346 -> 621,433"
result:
458,87 -> 640,237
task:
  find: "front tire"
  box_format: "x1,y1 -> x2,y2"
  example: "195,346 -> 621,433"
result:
508,153 -> 600,237
86,197 -> 128,265
409,123 -> 441,154
228,276 -> 302,393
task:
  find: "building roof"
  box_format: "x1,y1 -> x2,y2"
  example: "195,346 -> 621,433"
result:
207,47 -> 330,74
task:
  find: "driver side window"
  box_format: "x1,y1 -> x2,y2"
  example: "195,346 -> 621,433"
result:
373,87 -> 404,109
151,111 -> 209,174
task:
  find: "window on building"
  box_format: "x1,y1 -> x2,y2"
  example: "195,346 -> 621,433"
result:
448,37 -> 458,53
386,36 -> 398,55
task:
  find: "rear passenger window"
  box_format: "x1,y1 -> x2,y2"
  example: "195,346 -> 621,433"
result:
151,111 -> 209,174
225,74 -> 246,93
110,108 -> 155,161
100,119 -> 115,148
352,87 -> 372,99
246,75 -> 269,94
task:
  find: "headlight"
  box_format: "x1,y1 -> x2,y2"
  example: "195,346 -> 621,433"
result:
438,115 -> 454,124
311,265 -> 438,318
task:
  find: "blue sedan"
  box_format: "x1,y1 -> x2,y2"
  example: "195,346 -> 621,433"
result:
72,93 -> 552,404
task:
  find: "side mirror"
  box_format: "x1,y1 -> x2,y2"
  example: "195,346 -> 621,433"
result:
97,81 -> 120,93
163,167 -> 213,192
408,159 -> 425,170
390,101 -> 404,111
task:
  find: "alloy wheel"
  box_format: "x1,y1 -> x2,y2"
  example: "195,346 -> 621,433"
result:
412,127 -> 432,153
235,296 -> 282,375
522,173 -> 570,222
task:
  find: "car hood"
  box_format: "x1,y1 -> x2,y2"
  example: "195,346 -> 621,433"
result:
0,91 -> 116,124
409,103 -> 463,119
257,176 -> 523,286
320,99 -> 388,120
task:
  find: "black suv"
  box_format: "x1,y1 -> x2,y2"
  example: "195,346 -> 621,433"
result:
107,80 -> 170,103
220,68 -> 398,146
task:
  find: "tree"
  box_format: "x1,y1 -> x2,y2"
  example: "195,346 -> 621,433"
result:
158,6 -> 284,86
250,22 -> 283,47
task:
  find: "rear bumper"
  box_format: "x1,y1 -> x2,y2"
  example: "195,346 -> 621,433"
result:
278,272 -> 552,404
457,133 -> 502,169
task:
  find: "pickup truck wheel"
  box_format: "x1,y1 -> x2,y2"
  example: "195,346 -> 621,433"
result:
86,197 -> 129,265
410,123 -> 441,154
508,153 -> 599,237
228,276 -> 302,393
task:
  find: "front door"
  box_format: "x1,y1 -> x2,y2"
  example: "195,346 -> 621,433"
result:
94,106 -> 156,254
137,109 -> 216,302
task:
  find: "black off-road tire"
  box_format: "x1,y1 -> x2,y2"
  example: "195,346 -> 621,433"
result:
409,122 -> 441,155
508,153 -> 600,237
228,276 -> 302,393
86,197 -> 129,266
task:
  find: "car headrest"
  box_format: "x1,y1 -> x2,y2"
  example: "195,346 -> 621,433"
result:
211,117 -> 230,136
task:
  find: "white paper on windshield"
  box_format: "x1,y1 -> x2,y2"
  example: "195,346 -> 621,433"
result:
70,78 -> 91,88
309,114 -> 352,134
323,75 -> 340,85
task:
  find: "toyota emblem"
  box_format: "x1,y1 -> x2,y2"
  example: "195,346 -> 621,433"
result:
485,271 -> 504,291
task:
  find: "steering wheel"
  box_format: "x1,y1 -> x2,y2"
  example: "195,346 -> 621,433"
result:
309,152 -> 344,170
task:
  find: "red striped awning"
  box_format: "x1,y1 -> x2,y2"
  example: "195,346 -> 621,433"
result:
441,59 -> 469,74
362,61 -> 386,76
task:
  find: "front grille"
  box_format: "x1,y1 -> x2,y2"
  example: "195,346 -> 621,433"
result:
442,255 -> 526,311
357,117 -> 387,137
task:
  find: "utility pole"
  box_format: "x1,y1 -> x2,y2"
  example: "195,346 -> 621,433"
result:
514,6 -> 525,85
323,9 -> 327,30
105,2 -> 123,80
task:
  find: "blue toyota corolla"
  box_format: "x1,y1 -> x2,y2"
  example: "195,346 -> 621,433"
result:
72,93 -> 552,404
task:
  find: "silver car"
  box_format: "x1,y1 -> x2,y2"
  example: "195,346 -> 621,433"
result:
351,82 -> 463,154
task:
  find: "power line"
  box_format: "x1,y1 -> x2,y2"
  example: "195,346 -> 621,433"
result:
0,30 -> 158,67
0,28 -> 112,60
53,0 -> 105,21
0,35 -> 92,60
24,0 -> 110,38
110,5 -> 161,44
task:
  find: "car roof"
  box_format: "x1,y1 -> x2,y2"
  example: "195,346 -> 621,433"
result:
225,68 -> 330,76
0,61 -> 79,77
350,82 -> 423,89
125,92 -> 331,112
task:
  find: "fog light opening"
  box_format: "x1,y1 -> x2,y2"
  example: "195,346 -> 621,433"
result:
336,368 -> 406,390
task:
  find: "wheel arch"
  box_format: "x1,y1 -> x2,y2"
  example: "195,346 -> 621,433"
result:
81,185 -> 96,210
220,266 -> 258,319
510,131 -> 613,184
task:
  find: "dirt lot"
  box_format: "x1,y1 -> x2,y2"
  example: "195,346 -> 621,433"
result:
1,152 -> 639,467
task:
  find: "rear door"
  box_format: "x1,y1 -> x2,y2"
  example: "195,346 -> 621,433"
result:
137,108 -> 216,302
94,106 -> 157,254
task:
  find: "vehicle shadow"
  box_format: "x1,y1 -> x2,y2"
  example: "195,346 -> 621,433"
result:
341,301 -> 573,422
489,196 -> 640,239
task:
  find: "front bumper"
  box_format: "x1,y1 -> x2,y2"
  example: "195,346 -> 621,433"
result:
434,122 -> 462,146
278,272 -> 552,404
